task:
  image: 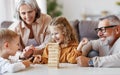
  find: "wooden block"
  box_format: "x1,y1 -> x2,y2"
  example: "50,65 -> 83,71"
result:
48,43 -> 60,68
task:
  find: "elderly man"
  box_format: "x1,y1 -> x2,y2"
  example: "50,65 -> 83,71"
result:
76,15 -> 120,67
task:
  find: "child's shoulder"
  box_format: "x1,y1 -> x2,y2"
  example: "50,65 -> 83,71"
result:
0,57 -> 10,65
69,42 -> 78,46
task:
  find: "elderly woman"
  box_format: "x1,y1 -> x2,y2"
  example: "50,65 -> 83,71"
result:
9,0 -> 52,59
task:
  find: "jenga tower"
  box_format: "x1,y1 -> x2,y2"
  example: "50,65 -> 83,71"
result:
48,43 -> 60,68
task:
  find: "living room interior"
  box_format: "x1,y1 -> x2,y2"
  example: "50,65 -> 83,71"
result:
0,0 -> 120,42
0,0 -> 120,23
1,0 -> 120,75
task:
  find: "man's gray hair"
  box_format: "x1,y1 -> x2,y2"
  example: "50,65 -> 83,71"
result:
99,15 -> 120,25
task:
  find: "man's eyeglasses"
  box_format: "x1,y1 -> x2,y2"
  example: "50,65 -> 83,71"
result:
94,25 -> 117,33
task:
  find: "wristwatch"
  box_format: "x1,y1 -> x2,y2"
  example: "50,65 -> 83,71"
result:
88,59 -> 94,67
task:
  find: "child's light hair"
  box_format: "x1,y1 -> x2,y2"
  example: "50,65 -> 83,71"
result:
0,28 -> 19,49
49,16 -> 78,46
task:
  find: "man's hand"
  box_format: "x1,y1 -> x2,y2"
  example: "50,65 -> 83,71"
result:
76,56 -> 90,67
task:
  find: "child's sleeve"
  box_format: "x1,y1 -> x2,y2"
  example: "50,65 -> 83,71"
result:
67,47 -> 82,64
0,59 -> 25,73
40,46 -> 49,64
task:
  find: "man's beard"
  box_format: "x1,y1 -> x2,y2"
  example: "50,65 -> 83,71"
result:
101,34 -> 115,46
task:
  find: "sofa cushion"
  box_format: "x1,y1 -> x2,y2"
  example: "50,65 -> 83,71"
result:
70,19 -> 80,41
78,20 -> 99,41
1,21 -> 13,28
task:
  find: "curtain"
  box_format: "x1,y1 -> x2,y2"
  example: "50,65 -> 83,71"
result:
36,0 -> 47,14
0,0 -> 15,24
0,0 -> 47,24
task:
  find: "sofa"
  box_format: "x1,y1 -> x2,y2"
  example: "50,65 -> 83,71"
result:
70,20 -> 99,42
0,21 -> 13,28
0,20 -> 99,42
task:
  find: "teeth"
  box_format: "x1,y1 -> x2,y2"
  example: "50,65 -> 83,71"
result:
100,38 -> 105,41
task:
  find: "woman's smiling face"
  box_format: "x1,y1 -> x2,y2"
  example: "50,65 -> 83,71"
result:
19,4 -> 36,25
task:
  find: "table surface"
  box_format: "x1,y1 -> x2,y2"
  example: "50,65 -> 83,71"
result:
4,63 -> 120,75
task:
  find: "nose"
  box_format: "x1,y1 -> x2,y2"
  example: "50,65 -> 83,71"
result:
25,13 -> 30,18
18,46 -> 20,50
52,34 -> 56,39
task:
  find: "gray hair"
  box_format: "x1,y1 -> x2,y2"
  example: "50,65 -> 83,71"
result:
14,0 -> 41,21
99,15 -> 120,25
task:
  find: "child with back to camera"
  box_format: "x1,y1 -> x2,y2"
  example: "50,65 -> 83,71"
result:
0,28 -> 31,73
32,16 -> 82,64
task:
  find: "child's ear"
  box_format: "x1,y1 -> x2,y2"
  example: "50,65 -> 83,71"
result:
4,42 -> 9,48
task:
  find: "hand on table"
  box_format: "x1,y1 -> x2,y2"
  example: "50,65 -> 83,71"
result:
76,56 -> 90,67
29,55 -> 42,64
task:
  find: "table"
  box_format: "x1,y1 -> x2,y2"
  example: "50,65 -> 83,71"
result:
4,63 -> 120,75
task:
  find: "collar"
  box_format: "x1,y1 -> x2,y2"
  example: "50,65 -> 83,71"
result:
21,20 -> 39,29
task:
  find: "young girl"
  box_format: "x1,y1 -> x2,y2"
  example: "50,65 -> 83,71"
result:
32,16 -> 82,64
0,29 -> 31,73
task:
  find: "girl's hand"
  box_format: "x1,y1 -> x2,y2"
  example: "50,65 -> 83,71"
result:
77,38 -> 88,51
22,60 -> 31,68
32,55 -> 42,64
81,38 -> 88,45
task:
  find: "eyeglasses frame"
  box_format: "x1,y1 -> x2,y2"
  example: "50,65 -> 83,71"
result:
94,25 -> 117,33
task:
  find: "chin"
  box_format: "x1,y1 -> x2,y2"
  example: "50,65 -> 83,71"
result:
100,38 -> 106,41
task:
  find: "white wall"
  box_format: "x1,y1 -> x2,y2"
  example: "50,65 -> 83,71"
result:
0,0 -> 120,23
0,0 -> 17,24
0,0 -> 11,23
0,0 -> 47,24
36,0 -> 47,14
58,0 -> 120,20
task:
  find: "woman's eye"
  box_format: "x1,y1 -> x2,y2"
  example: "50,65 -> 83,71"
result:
21,12 -> 26,15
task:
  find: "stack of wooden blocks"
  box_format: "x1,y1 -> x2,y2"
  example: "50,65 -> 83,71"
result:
48,43 -> 60,68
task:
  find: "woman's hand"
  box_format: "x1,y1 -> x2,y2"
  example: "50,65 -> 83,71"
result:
20,45 -> 35,59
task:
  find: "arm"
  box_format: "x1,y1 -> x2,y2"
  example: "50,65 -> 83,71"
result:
35,14 -> 52,50
81,40 -> 100,56
67,46 -> 82,64
31,46 -> 49,64
77,38 -> 88,51
92,53 -> 120,67
91,38 -> 120,67
0,58 -> 26,73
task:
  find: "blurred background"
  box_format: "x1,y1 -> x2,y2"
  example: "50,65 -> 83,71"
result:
0,0 -> 120,24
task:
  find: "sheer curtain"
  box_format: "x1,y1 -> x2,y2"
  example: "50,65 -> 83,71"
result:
0,0 -> 15,24
36,0 -> 47,14
0,0 -> 47,24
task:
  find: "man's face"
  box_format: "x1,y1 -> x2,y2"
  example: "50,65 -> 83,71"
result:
97,19 -> 117,45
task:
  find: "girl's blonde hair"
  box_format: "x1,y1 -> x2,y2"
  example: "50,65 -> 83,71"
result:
49,16 -> 78,46
0,28 -> 19,49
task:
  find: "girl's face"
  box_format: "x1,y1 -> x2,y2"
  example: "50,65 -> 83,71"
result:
19,4 -> 36,25
50,26 -> 64,44
6,36 -> 20,56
